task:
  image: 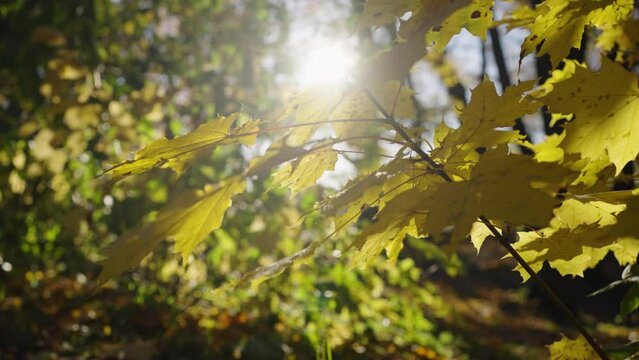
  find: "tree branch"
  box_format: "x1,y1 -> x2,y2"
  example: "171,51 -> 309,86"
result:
489,27 -> 533,153
364,87 -> 610,360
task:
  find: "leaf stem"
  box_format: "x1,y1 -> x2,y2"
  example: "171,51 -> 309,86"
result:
363,87 -> 610,360
478,216 -> 610,360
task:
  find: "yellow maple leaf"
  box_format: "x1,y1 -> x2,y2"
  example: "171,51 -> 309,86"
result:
353,149 -> 572,258
279,90 -> 343,146
245,139 -> 308,178
536,58 -> 639,174
352,218 -> 418,267
532,133 -> 565,164
469,221 -> 493,253
350,190 -> 430,267
425,0 -> 493,51
520,0 -> 632,65
515,225 -> 615,280
280,81 -> 414,144
432,79 -> 539,173
551,198 -> 623,229
499,2 -> 536,30
322,157 -> 413,230
271,147 -> 338,195
597,16 -> 639,63
423,149 -> 573,248
513,197 -> 639,281
548,335 -> 598,360
98,178 -> 245,285
104,113 -> 257,182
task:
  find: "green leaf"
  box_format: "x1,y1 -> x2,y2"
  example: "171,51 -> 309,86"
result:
621,284 -> 639,316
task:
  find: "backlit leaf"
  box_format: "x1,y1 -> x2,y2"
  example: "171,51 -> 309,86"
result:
513,197 -> 639,281
98,178 -> 245,284
323,156 -> 413,229
469,221 -> 493,254
271,147 -> 338,195
425,0 -> 493,51
548,335 -> 598,360
536,58 -> 639,174
422,149 -> 572,248
433,79 -> 539,173
104,113 -> 257,182
519,0 -> 632,65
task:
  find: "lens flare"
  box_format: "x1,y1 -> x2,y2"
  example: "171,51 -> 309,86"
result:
295,40 -> 357,88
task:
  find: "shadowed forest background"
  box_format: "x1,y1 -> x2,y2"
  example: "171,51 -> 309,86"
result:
1,0 -> 639,359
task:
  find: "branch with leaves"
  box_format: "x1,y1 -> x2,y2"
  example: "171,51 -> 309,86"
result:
97,0 -> 639,358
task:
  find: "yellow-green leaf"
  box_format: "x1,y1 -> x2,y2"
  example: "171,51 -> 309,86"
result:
280,81 -> 413,143
352,218 -> 418,267
104,113 -> 257,182
423,149 -> 573,248
350,185 -> 431,267
271,147 -> 338,195
322,157 -> 412,230
548,335 -> 598,360
469,221 -> 493,254
433,79 -> 539,173
425,0 -> 493,51
513,197 -> 639,281
98,178 -> 245,285
520,0 -> 632,65
537,58 -> 639,174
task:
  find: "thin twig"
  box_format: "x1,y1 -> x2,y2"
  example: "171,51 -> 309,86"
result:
224,170 -> 432,290
488,27 -> 533,153
332,149 -> 396,159
363,88 -> 451,180
390,82 -> 403,117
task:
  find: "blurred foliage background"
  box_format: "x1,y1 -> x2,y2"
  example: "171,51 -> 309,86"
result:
0,1 -> 637,359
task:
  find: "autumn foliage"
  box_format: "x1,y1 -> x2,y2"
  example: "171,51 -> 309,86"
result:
2,0 -> 639,358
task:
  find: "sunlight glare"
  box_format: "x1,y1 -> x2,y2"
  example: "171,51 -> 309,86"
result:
295,40 -> 357,88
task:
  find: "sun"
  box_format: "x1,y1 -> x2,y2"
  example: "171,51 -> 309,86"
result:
294,39 -> 358,88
